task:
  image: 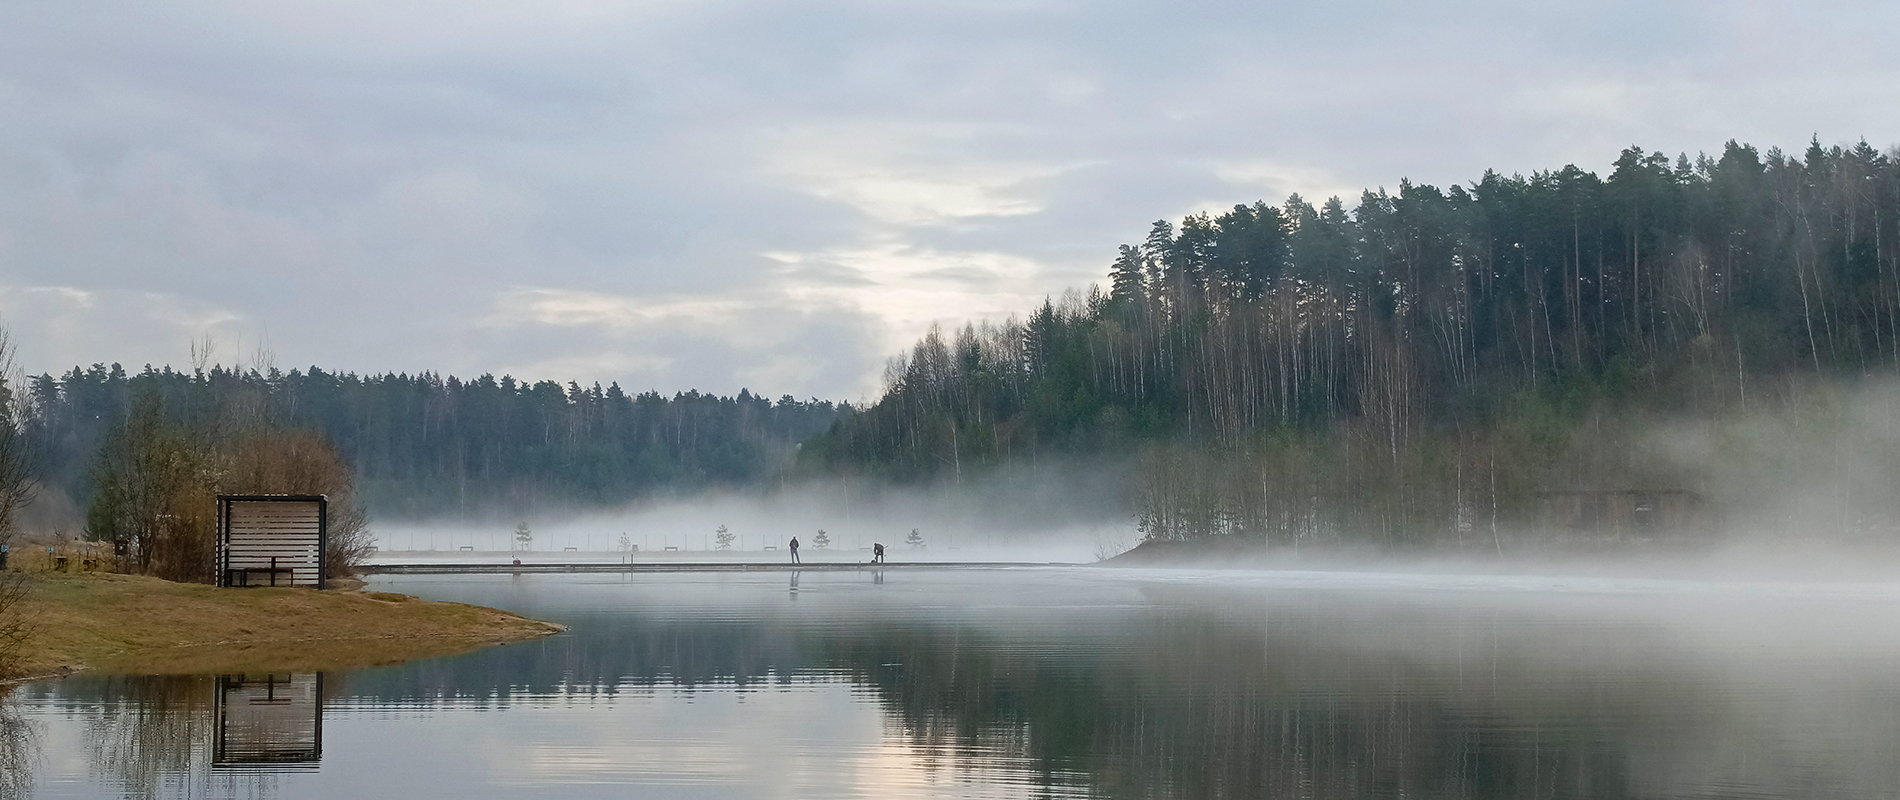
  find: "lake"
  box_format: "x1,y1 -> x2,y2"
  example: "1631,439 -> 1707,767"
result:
8,567 -> 1900,798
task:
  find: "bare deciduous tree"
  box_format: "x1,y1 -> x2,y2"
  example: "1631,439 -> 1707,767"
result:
0,326 -> 34,550
0,324 -> 38,678
218,429 -> 373,577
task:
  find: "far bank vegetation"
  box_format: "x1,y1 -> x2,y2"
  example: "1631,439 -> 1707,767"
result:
803,139 -> 1900,549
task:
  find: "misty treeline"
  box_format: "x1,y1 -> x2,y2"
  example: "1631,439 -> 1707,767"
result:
804,139 -> 1900,546
28,364 -> 843,521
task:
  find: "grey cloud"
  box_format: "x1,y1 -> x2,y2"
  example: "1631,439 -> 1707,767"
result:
2,0 -> 1898,397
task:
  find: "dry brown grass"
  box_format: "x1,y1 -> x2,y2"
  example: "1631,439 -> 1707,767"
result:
3,572 -> 562,677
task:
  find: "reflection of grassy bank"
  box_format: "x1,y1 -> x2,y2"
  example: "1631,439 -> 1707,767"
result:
4,573 -> 562,677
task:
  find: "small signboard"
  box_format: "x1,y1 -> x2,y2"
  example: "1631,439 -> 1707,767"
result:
217,495 -> 327,589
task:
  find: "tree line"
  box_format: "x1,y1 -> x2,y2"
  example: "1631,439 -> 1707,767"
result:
28,364 -> 844,520
802,139 -> 1900,547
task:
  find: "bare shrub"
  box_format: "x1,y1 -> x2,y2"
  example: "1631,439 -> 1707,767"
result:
84,395 -> 217,582
87,398 -> 372,582
0,324 -> 37,675
219,430 -> 372,577
0,572 -> 30,679
0,327 -> 32,552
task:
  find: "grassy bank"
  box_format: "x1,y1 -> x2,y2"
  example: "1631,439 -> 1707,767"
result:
2,573 -> 563,678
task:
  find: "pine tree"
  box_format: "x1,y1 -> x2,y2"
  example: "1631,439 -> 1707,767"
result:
906,528 -> 924,549
715,524 -> 733,550
813,529 -> 830,549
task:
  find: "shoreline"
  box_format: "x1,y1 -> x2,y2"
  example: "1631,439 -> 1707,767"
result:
1102,534 -> 1900,582
1,572 -> 565,681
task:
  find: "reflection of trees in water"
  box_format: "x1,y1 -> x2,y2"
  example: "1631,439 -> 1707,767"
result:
842,595 -> 1900,800
338,607 -> 1654,797
341,609 -> 1647,797
63,675 -> 275,800
0,685 -> 38,800
836,611 -> 1643,800
328,593 -> 1900,799
84,676 -> 212,799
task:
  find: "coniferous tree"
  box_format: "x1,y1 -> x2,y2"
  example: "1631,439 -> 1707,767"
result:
803,138 -> 1900,546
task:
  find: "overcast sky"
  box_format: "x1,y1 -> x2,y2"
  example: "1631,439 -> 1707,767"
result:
2,0 -> 1896,401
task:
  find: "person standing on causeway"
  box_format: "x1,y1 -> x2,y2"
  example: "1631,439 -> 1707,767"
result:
789,536 -> 801,564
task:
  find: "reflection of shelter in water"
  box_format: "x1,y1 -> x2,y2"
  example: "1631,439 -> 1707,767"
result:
212,674 -> 323,769
1536,489 -> 1715,537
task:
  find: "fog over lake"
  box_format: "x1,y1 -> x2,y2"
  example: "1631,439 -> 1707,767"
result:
9,566 -> 1900,799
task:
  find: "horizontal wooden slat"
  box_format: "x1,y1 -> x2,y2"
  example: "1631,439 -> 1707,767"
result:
220,499 -> 325,587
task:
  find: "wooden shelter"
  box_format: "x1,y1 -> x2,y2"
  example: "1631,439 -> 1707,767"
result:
216,495 -> 328,588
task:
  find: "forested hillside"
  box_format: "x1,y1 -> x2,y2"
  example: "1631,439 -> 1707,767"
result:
29,365 -> 842,519
803,140 -> 1900,546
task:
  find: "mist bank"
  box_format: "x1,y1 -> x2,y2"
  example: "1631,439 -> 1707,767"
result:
373,456 -> 1137,564
803,138 -> 1900,552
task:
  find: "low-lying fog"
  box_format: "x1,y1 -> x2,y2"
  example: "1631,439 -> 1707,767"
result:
368,379 -> 1900,580
370,469 -> 1137,563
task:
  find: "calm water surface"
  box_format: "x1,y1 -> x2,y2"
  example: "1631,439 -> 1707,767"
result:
8,567 -> 1900,798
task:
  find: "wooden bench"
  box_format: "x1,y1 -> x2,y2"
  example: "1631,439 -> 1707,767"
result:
227,557 -> 298,587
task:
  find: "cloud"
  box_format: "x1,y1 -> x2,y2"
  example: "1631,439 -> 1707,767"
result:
0,284 -> 248,372
481,284 -> 883,397
1205,159 -> 1362,210
769,123 -> 1081,227
3,0 -> 1899,399
488,289 -> 750,332
768,239 -> 1056,349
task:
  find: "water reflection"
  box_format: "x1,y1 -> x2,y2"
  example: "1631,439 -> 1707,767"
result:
10,570 -> 1900,798
213,674 -> 322,769
5,673 -> 324,799
0,685 -> 35,799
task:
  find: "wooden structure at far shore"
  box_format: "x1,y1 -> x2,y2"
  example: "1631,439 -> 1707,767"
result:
217,496 -> 328,589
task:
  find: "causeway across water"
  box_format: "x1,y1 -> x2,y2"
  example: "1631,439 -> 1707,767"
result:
362,561 -> 1077,575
